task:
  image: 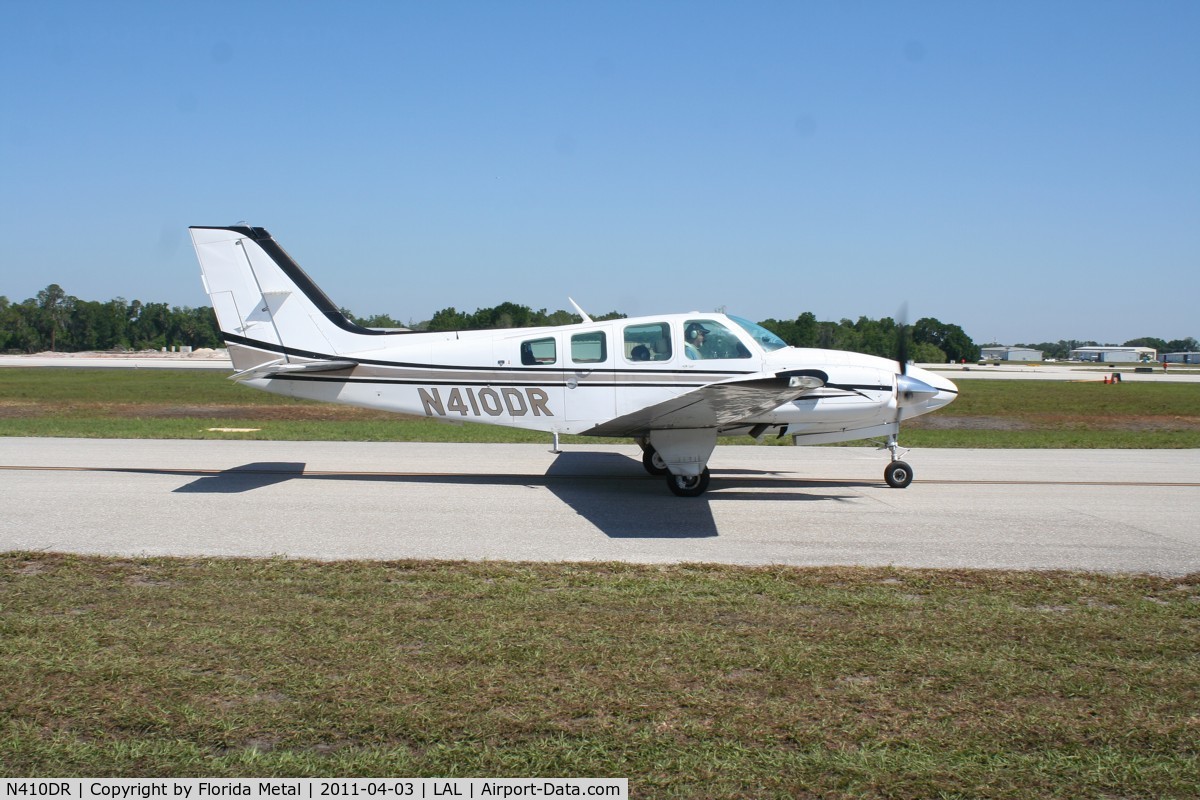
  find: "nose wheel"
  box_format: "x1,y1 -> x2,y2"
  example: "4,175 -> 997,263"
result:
884,460 -> 913,488
883,434 -> 913,488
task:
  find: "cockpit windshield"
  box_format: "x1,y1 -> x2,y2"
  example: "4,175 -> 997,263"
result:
729,316 -> 789,352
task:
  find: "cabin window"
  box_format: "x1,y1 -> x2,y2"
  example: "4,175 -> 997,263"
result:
571,331 -> 607,363
520,337 -> 557,366
683,319 -> 752,360
624,322 -> 672,362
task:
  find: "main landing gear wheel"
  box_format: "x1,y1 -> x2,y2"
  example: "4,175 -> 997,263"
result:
667,468 -> 711,497
884,460 -> 913,489
642,446 -> 669,476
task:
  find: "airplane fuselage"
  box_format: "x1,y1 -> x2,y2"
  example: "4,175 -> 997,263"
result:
233,313 -> 957,443
191,224 -> 957,495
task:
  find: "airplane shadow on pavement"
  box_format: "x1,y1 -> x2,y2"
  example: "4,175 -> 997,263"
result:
168,453 -> 857,539
545,452 -> 719,538
544,452 -> 858,538
172,462 -> 307,494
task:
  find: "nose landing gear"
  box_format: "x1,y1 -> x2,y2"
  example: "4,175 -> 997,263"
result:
883,434 -> 913,488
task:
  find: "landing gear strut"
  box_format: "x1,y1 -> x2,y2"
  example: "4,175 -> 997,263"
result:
883,434 -> 913,488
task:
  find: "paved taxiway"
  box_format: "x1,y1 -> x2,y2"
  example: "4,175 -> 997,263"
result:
2,438 -> 1197,574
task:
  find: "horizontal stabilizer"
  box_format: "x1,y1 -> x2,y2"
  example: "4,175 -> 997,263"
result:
231,359 -> 357,382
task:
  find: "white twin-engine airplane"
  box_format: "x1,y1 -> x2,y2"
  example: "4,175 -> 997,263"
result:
190,225 -> 958,497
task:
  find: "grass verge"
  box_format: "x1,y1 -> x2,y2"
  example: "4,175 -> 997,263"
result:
1,368 -> 1199,447
2,554 -> 1198,797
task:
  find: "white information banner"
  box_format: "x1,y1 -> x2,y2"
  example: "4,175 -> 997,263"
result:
1,780 -> 627,800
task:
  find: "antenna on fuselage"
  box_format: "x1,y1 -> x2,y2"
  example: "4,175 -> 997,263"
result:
568,297 -> 593,323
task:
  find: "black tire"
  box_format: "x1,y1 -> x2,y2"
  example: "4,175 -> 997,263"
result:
884,460 -> 913,488
642,446 -> 669,476
667,467 -> 711,497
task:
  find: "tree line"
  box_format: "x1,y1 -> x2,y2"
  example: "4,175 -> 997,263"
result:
0,285 -> 223,354
4,283 -> 1191,363
758,312 -> 978,363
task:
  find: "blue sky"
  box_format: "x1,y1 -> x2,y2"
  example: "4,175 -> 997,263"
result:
2,0 -> 1197,345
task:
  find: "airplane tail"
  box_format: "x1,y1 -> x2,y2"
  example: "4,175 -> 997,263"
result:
190,225 -> 402,372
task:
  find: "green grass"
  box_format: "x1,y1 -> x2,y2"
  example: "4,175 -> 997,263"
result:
0,368 -> 601,443
904,379 -> 1200,448
0,367 -> 258,404
0,415 -> 592,443
2,554 -> 1198,797
1,368 -> 1198,447
924,376 -> 1200,418
902,428 -> 1200,448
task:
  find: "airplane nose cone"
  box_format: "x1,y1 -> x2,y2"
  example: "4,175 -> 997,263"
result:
896,374 -> 939,405
900,365 -> 958,412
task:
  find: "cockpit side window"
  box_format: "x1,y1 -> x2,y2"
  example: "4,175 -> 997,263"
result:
729,315 -> 789,352
683,319 -> 752,360
623,322 -> 672,362
520,337 -> 557,366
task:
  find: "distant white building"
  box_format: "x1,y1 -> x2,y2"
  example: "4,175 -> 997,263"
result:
980,346 -> 1043,362
1069,346 -> 1156,363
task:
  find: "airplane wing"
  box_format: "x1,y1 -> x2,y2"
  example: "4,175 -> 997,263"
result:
584,369 -> 828,436
231,358 -> 358,382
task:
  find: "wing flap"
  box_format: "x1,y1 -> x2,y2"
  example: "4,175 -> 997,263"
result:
585,369 -> 827,436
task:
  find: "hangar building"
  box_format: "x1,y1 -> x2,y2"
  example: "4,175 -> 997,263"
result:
981,346 -> 1043,361
1069,346 -> 1156,363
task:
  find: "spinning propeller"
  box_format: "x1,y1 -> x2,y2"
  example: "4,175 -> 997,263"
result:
893,306 -> 939,415
883,305 -> 937,488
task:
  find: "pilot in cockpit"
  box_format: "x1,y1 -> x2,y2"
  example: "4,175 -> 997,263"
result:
684,323 -> 709,359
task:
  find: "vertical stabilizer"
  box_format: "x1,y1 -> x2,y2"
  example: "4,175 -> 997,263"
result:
190,225 -> 405,370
